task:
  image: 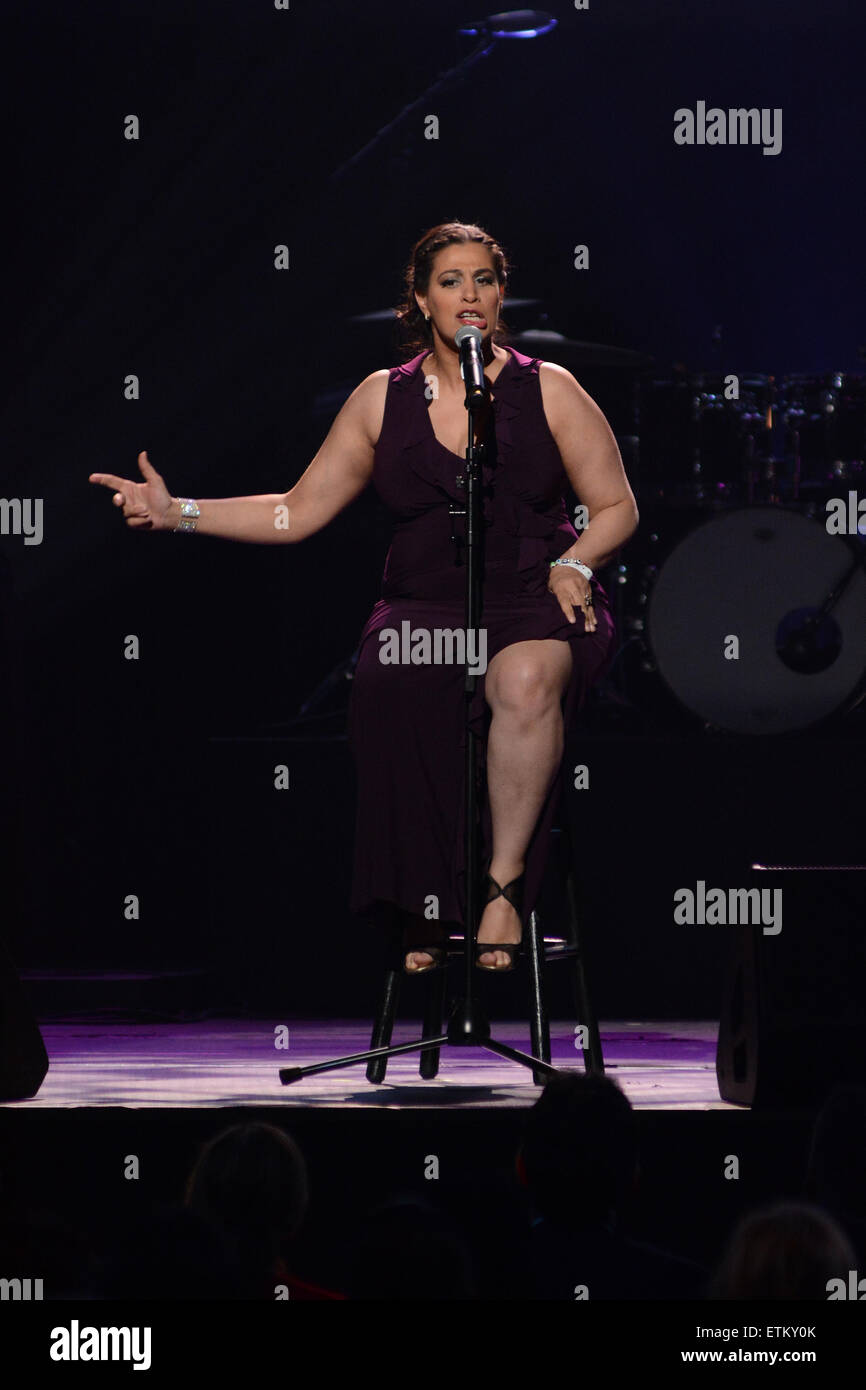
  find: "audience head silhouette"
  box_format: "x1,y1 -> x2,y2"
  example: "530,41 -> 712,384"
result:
711,1201 -> 855,1300
185,1122 -> 310,1295
518,1072 -> 638,1233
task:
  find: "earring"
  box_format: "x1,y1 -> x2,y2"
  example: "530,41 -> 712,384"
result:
425,313 -> 430,321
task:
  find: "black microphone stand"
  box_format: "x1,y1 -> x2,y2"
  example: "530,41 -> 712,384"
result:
280,352 -> 562,1086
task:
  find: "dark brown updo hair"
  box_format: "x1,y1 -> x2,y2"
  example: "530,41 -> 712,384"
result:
395,221 -> 510,359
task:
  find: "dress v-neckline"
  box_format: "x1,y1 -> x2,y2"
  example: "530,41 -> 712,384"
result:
419,347 -> 513,461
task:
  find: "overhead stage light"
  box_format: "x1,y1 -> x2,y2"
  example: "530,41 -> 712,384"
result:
459,9 -> 558,40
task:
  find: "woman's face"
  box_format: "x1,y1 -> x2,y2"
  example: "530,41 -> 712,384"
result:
415,243 -> 503,348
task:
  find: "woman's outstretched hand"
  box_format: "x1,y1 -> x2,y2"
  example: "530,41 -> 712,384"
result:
89,451 -> 174,531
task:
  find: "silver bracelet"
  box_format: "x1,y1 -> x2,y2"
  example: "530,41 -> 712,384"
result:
550,557 -> 593,581
175,498 -> 200,533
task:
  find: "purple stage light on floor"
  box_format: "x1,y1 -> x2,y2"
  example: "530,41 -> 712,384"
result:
2,1019 -> 724,1109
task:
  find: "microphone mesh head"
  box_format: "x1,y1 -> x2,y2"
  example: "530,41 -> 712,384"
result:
454,324 -> 483,347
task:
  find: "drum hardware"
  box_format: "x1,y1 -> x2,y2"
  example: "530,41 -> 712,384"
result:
609,363 -> 866,729
510,329 -> 654,371
779,373 -> 866,498
639,371 -> 776,507
777,547 -> 865,675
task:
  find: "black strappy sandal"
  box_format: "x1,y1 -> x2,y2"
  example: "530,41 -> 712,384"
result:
475,871 -> 525,972
403,943 -> 449,975
402,920 -> 449,975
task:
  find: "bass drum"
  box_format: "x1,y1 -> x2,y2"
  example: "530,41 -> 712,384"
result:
646,506 -> 866,734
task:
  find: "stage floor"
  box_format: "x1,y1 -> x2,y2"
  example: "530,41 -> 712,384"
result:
2,1018 -> 735,1109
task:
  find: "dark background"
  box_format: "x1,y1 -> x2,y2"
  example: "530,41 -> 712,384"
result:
1,0 -> 864,1018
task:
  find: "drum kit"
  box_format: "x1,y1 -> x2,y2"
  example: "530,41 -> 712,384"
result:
509,331 -> 866,734
343,306 -> 866,734
626,363 -> 866,734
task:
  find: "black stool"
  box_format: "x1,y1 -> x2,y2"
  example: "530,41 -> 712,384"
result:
366,829 -> 604,1086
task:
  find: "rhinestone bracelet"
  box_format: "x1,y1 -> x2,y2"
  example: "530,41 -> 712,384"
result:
175,498 -> 200,533
550,557 -> 593,581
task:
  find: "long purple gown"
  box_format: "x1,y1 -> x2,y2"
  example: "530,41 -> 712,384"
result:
347,344 -> 616,939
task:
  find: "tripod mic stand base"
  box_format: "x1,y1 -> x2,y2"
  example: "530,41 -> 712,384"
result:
446,994 -> 491,1045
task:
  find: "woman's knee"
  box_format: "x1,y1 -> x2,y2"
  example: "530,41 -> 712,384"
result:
486,652 -> 568,719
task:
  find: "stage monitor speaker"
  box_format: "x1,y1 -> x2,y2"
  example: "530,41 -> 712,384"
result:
716,868 -> 866,1108
0,937 -> 49,1100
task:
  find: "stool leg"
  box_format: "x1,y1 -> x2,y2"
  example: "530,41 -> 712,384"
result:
565,865 -> 605,1074
367,968 -> 400,1084
420,967 -> 447,1079
527,910 -> 551,1085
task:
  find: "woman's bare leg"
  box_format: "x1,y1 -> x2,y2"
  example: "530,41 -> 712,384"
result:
476,639 -> 572,967
405,638 -> 572,971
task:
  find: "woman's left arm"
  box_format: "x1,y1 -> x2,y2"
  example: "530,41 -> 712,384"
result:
539,361 -> 639,571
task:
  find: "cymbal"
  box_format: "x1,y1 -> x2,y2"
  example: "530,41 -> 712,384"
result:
348,297 -> 542,324
511,330 -> 654,370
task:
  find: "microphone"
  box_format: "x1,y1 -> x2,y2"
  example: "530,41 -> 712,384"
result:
454,324 -> 489,407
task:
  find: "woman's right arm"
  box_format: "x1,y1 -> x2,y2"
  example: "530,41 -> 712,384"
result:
90,370 -> 389,543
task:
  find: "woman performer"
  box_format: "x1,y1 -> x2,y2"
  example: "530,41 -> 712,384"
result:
90,221 -> 638,976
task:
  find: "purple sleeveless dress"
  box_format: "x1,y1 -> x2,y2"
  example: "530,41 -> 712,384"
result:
347,345 -> 616,936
